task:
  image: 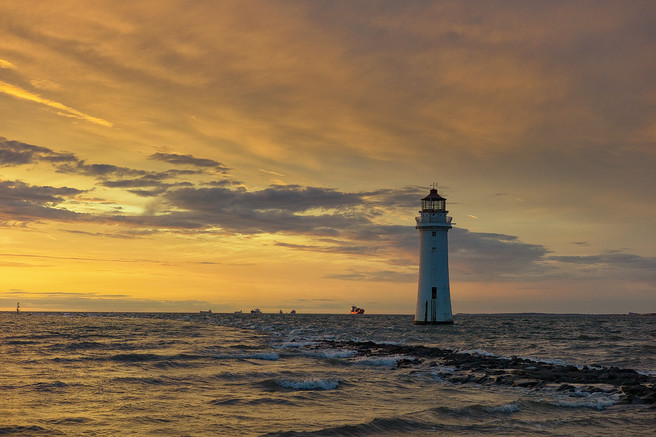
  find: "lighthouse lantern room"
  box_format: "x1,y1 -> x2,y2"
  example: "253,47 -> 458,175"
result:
414,186 -> 454,325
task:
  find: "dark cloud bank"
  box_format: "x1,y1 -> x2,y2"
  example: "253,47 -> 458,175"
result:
1,136 -> 654,285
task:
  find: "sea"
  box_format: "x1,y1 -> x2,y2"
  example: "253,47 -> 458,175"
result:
1,312 -> 654,436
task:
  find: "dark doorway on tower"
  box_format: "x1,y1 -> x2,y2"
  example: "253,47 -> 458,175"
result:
432,287 -> 437,299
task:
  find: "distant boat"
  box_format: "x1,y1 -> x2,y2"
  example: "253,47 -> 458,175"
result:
250,308 -> 261,314
200,310 -> 212,314
350,306 -> 365,314
290,310 -> 296,314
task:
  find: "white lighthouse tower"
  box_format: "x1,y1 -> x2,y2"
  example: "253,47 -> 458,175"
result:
414,186 -> 454,325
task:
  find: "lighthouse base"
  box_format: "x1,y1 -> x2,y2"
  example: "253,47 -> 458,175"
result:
413,320 -> 454,325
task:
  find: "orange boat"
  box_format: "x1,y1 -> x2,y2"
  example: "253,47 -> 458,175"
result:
350,306 -> 365,314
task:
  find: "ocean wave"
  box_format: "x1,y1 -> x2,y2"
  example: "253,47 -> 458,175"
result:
484,403 -> 520,414
431,364 -> 456,374
4,340 -> 37,345
521,392 -> 620,411
32,381 -> 69,391
455,348 -> 497,357
519,355 -> 578,368
276,341 -> 318,349
152,360 -> 195,369
112,376 -> 166,385
250,352 -> 280,361
0,425 -> 52,435
263,416 -> 425,436
213,352 -> 280,361
132,416 -> 172,424
211,397 -> 297,406
546,396 -> 618,410
61,341 -> 106,351
301,349 -> 357,359
227,344 -> 262,350
432,402 -> 521,417
209,398 -> 242,406
110,353 -> 162,362
351,355 -> 411,367
275,378 -> 339,391
245,397 -> 297,406
46,417 -> 91,425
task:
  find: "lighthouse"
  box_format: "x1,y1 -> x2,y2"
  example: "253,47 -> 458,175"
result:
414,186 -> 454,325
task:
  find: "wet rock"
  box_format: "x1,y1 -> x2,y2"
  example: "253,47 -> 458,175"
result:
621,384 -> 656,405
475,375 -> 492,384
557,384 -> 576,392
513,379 -> 540,388
491,374 -> 515,385
396,358 -> 421,368
314,339 -> 656,405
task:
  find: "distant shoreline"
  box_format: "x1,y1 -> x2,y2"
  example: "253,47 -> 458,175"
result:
2,311 -> 654,316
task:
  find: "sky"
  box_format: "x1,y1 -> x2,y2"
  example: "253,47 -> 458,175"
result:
1,0 -> 655,314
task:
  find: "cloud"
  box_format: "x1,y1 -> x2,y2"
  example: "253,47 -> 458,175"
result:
326,269 -> 416,283
141,184 -> 412,237
1,289 -> 218,312
362,186 -> 428,210
150,152 -> 229,173
448,228 -> 552,281
0,138 -> 234,199
0,180 -> 85,222
274,241 -> 373,256
28,78 -> 62,91
0,58 -> 17,70
0,137 -> 77,166
58,161 -> 148,178
101,175 -> 189,189
0,80 -> 112,127
549,252 -> 656,282
0,180 -> 82,203
164,184 -> 364,218
1,135 -> 652,290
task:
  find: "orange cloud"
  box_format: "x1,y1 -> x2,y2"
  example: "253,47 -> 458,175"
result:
0,58 -> 16,69
0,81 -> 112,127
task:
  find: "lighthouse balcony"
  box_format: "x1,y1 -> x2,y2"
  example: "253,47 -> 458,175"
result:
415,214 -> 452,226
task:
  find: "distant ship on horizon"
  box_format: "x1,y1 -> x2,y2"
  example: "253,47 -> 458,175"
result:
350,306 -> 365,314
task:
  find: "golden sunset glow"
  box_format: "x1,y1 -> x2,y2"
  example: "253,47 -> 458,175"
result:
1,1 -> 655,313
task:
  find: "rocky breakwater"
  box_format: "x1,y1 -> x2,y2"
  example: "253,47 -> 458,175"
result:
315,340 -> 656,406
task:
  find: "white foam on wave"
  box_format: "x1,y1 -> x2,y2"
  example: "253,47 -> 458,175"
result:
429,365 -> 457,382
456,349 -> 497,357
540,388 -> 620,411
520,355 -> 580,368
250,352 -> 280,361
276,378 -> 339,390
351,355 -> 409,367
548,395 -> 618,410
276,341 -> 317,349
431,365 -> 456,374
309,349 -> 357,359
485,403 -> 520,414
